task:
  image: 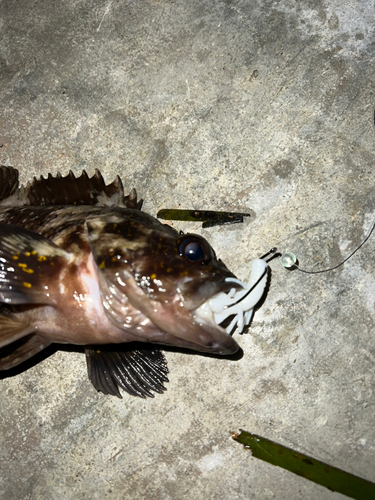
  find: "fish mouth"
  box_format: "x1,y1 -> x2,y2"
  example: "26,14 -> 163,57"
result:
150,259 -> 269,355
191,258 -> 269,344
101,260 -> 268,356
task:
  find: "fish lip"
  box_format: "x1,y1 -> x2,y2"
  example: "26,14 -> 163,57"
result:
167,280 -> 243,355
187,314 -> 240,355
176,334 -> 239,355
150,331 -> 240,356
186,280 -> 246,354
196,330 -> 239,355
163,280 -> 244,355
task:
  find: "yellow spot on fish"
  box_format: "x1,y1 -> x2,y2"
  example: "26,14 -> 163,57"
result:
99,260 -> 105,269
166,267 -> 173,273
96,350 -> 101,354
38,255 -> 47,262
25,252 -> 31,257
18,263 -> 34,273
23,282 -> 32,288
113,223 -> 117,229
12,255 -> 19,260
31,251 -> 37,255
150,273 -> 157,279
160,262 -> 164,268
179,270 -> 189,276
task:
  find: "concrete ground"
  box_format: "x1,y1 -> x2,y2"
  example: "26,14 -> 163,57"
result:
0,0 -> 374,498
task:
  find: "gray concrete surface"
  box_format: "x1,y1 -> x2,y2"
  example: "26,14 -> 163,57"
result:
0,0 -> 374,498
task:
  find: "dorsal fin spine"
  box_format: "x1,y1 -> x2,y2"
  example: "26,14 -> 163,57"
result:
4,167 -> 141,209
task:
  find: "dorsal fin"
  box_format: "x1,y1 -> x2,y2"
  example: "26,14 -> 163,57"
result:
17,169 -> 142,209
0,166 -> 19,202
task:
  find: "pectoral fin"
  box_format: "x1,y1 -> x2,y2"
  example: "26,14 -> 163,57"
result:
85,346 -> 169,398
0,333 -> 52,370
0,313 -> 33,348
0,223 -> 71,305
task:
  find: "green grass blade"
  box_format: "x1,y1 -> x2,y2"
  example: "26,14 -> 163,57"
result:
232,430 -> 375,500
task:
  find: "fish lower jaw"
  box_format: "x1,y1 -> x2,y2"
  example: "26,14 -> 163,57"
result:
193,259 -> 269,335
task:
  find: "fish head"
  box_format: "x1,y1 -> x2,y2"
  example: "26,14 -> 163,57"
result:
87,211 -> 244,355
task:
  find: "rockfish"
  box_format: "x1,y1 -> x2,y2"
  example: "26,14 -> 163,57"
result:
0,167 -> 268,398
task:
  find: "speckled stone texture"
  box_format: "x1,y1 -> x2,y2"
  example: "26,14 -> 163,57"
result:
0,0 -> 374,498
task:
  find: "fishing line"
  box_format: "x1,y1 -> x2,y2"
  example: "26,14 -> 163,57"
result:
225,266 -> 268,309
276,218 -> 375,274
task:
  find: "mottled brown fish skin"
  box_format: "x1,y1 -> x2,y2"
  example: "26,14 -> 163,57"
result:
0,168 -> 241,361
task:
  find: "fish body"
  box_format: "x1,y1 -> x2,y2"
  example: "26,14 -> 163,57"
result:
0,167 -> 268,398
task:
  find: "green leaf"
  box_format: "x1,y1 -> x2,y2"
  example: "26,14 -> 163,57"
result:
232,430 -> 375,500
157,209 -> 251,228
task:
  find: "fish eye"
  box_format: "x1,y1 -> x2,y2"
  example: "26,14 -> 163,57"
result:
177,235 -> 212,263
